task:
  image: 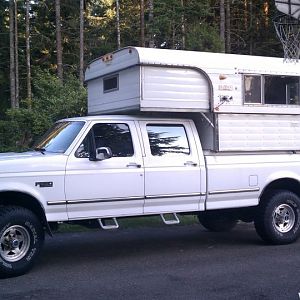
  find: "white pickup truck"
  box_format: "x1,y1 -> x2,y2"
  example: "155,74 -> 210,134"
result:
1,47 -> 300,277
1,114 -> 300,277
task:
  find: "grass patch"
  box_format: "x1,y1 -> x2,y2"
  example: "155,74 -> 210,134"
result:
56,215 -> 199,233
119,215 -> 198,228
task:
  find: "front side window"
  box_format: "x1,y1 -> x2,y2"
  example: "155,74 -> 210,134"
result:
244,75 -> 262,104
76,123 -> 134,158
146,124 -> 190,156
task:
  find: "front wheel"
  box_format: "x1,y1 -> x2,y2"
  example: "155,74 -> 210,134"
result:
255,190 -> 300,245
0,206 -> 45,278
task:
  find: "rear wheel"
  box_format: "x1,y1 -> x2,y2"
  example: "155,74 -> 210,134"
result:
255,190 -> 300,244
0,206 -> 45,278
197,211 -> 238,232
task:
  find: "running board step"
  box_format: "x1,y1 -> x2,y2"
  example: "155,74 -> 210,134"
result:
98,217 -> 119,230
160,213 -> 180,225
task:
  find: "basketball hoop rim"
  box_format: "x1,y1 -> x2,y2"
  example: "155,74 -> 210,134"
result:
273,13 -> 300,25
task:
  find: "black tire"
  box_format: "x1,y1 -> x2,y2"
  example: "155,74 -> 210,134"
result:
254,190 -> 300,245
197,211 -> 238,232
0,206 -> 45,278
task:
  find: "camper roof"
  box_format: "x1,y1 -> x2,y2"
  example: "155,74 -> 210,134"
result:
85,47 -> 300,82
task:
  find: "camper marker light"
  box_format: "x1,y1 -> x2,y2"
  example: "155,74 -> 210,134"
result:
102,54 -> 113,63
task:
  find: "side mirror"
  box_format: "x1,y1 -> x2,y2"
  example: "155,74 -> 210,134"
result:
95,147 -> 112,161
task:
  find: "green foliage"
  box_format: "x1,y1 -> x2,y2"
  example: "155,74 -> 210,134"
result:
150,0 -> 214,49
186,23 -> 223,52
0,109 -> 36,152
228,0 -> 282,56
0,70 -> 87,152
0,118 -> 23,153
31,69 -> 87,130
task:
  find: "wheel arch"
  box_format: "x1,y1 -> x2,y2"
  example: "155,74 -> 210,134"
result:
0,191 -> 52,236
260,178 -> 300,202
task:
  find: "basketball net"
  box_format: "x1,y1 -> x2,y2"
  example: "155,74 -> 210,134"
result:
274,14 -> 300,62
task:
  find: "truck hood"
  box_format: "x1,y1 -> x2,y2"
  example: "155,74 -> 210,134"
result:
0,151 -> 68,174
0,151 -> 44,160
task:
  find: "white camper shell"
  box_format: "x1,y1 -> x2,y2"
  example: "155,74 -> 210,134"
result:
85,47 -> 300,152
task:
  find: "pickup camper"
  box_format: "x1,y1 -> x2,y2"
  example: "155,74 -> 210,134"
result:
1,47 -> 300,277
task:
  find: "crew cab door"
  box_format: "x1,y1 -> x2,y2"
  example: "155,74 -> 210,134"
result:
65,121 -> 144,219
139,120 -> 204,214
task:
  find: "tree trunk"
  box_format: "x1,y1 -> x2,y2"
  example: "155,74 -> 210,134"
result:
9,0 -> 16,109
225,0 -> 231,53
79,0 -> 84,85
181,0 -> 186,49
244,0 -> 248,31
249,0 -> 253,55
171,6 -> 176,49
140,0 -> 145,47
263,1 -> 269,27
148,0 -> 154,48
14,0 -> 19,108
116,0 -> 120,49
55,0 -> 63,81
220,0 -> 225,53
26,0 -> 32,107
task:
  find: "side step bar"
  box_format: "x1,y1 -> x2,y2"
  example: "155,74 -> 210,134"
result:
160,213 -> 180,225
98,213 -> 181,229
98,218 -> 119,230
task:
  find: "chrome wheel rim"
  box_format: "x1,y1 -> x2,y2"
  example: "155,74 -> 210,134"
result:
0,225 -> 30,262
273,204 -> 296,233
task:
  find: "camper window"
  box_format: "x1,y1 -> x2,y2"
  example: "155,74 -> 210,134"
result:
244,75 -> 300,105
103,75 -> 119,93
244,75 -> 262,104
265,76 -> 300,105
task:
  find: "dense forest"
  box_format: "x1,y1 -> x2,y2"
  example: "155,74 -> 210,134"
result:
0,0 -> 284,151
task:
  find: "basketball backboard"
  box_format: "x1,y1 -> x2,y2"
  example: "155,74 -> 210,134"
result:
275,0 -> 300,19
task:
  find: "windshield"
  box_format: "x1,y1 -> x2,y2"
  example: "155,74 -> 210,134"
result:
33,121 -> 85,153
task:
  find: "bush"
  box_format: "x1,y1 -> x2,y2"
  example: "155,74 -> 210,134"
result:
0,70 -> 87,152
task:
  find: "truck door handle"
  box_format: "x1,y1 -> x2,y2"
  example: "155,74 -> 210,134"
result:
184,161 -> 198,167
126,163 -> 142,168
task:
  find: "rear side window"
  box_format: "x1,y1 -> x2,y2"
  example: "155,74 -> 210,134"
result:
146,124 -> 190,156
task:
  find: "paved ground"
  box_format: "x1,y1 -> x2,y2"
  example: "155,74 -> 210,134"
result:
1,223 -> 300,300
